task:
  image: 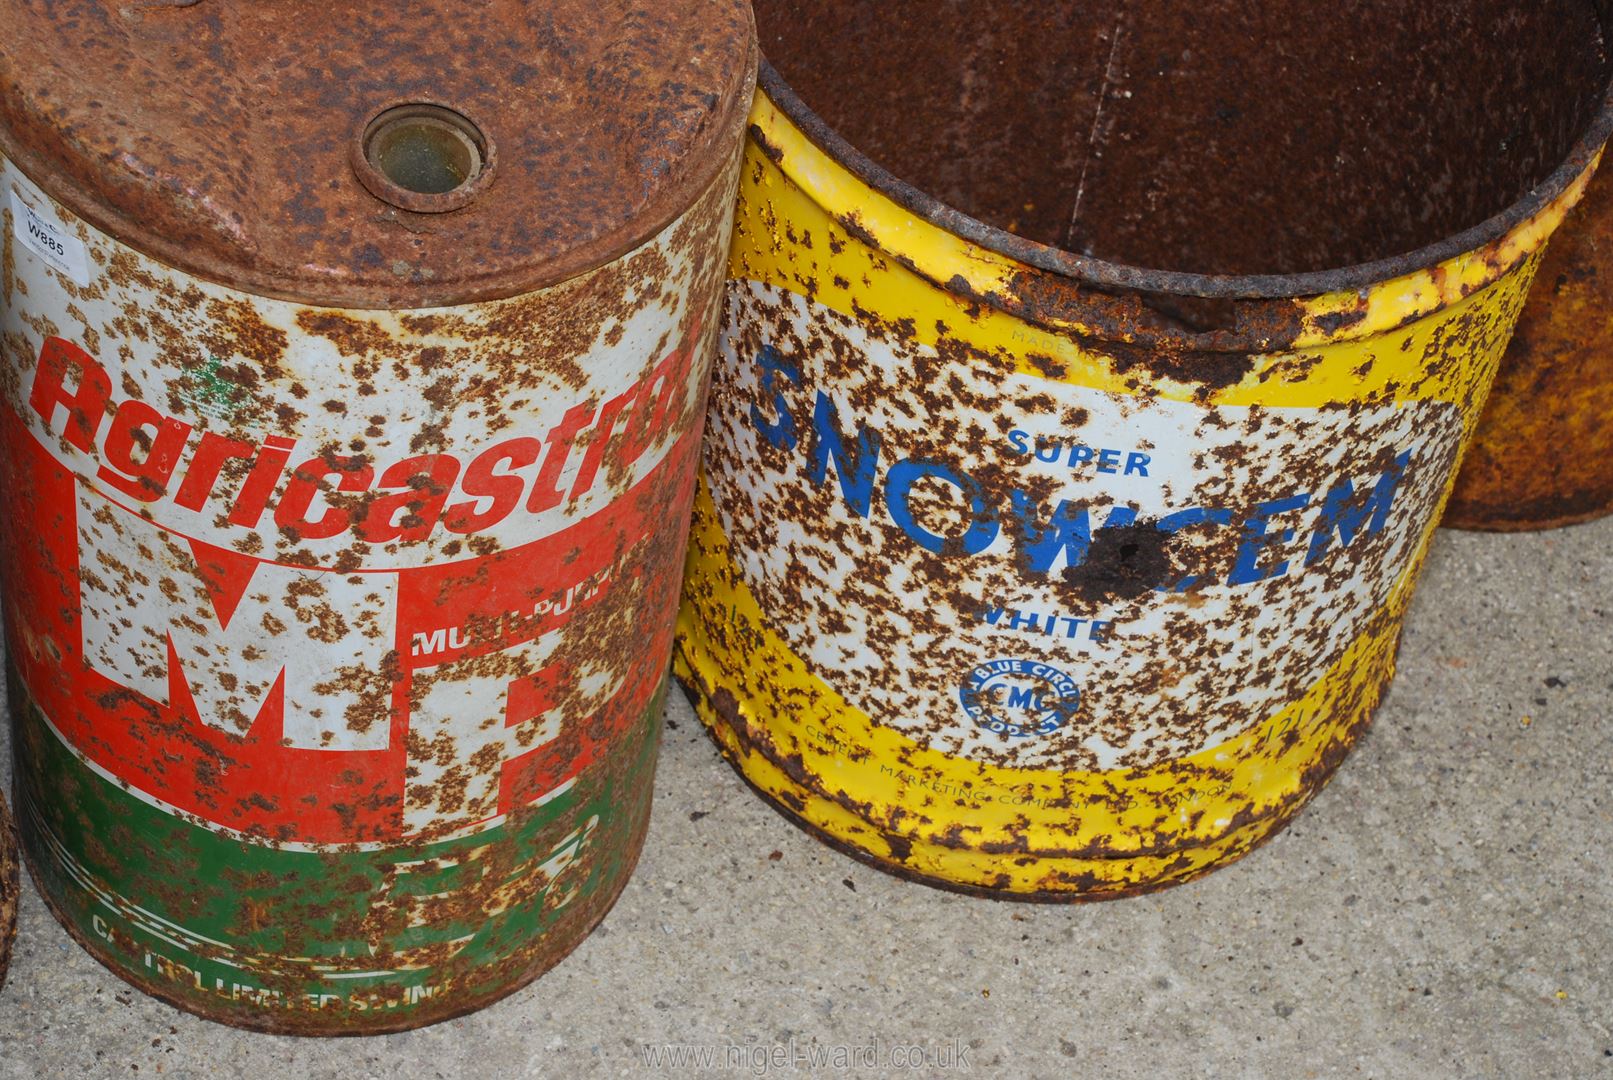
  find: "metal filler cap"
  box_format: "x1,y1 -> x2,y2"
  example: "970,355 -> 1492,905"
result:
0,0 -> 757,308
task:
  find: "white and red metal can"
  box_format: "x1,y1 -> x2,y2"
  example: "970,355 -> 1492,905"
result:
0,0 -> 755,1033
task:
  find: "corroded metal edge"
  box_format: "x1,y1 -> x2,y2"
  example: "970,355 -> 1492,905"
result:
746,72 -> 1605,357
1446,161 -> 1613,533
0,7 -> 758,310
752,41 -> 1613,305
17,804 -> 653,1036
0,793 -> 16,992
674,674 -> 1357,903
1445,503 -> 1613,533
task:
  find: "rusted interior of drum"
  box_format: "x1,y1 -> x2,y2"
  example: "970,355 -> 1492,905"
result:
754,0 -> 1611,278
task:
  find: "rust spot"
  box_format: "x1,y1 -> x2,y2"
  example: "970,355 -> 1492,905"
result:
1057,520 -> 1174,606
0,795 -> 16,992
1449,162 -> 1613,530
0,0 -> 760,309
755,0 -> 1607,278
748,123 -> 785,164
1089,336 -> 1256,393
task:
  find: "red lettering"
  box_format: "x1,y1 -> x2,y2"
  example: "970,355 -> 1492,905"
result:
569,386 -> 637,502
23,334 -> 692,546
620,337 -> 694,466
228,437 -> 297,528
358,454 -> 462,543
174,432 -> 256,511
275,455 -> 373,540
95,399 -> 193,502
526,402 -> 595,514
29,337 -> 111,452
444,438 -> 542,535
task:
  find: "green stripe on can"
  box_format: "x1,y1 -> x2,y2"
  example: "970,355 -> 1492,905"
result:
11,674 -> 665,1034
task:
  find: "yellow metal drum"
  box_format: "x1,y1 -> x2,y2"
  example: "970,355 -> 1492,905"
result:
677,4 -> 1613,899
1448,164 -> 1613,530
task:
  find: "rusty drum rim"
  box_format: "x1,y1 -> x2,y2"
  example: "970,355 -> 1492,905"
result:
756,59 -> 1613,304
0,6 -> 759,311
0,71 -> 756,309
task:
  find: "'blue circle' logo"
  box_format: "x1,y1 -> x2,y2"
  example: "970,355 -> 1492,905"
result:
959,660 -> 1081,739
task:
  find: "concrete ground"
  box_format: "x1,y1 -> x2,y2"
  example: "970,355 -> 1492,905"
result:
0,516 -> 1609,1079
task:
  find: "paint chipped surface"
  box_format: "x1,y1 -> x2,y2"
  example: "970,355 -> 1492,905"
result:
675,80 -> 1588,899
706,281 -> 1462,773
0,793 -> 16,992
1450,164 -> 1613,530
0,0 -> 757,309
0,139 -> 743,1031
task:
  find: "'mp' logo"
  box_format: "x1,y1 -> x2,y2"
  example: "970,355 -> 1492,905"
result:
958,660 -> 1082,740
76,486 -> 399,750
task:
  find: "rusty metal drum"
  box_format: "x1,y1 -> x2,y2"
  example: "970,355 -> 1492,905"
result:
0,793 -> 15,993
676,1 -> 1613,899
1447,163 -> 1613,530
0,0 -> 755,1032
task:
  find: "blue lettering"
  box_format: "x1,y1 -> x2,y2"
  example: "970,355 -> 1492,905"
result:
1228,494 -> 1312,585
1155,507 -> 1235,591
1097,449 -> 1122,474
1006,610 -> 1042,632
1009,492 -> 1137,575
1007,687 -> 1041,710
1007,430 -> 1031,456
808,392 -> 881,518
979,609 -> 1110,642
886,460 -> 1000,556
1305,450 -> 1413,566
1125,452 -> 1152,477
748,345 -> 801,450
1157,507 -> 1234,534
